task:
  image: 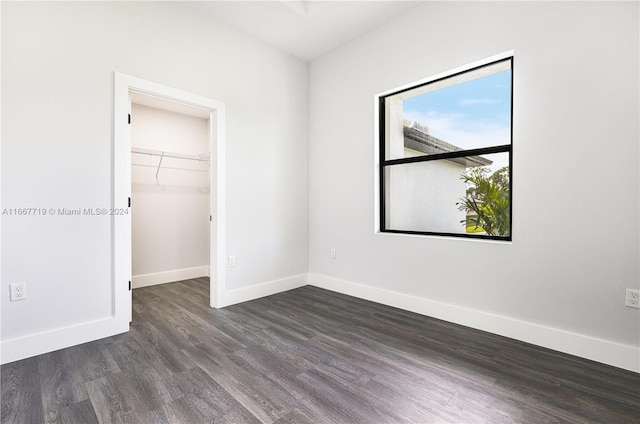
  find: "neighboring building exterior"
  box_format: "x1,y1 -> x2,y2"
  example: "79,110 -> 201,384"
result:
386,120 -> 491,233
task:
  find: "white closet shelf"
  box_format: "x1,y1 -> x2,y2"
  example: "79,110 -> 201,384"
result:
131,147 -> 210,179
131,147 -> 209,162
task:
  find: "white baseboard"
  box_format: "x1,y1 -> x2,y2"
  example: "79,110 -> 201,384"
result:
132,266 -> 210,289
5,272 -> 636,373
309,273 -> 640,373
0,316 -> 128,365
221,273 -> 309,307
0,272 -> 304,365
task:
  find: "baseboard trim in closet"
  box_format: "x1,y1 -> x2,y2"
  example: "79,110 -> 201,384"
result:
132,266 -> 210,289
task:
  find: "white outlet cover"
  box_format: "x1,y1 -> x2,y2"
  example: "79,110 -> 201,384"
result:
625,288 -> 640,308
10,283 -> 27,301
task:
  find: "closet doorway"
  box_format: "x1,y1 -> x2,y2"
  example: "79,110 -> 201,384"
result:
114,73 -> 226,326
131,94 -> 211,296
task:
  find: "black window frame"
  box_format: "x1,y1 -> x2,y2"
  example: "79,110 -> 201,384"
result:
378,57 -> 514,241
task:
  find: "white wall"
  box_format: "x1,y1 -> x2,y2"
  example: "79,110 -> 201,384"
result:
1,2 -> 309,361
308,2 -> 639,370
131,104 -> 210,285
387,157 -> 466,233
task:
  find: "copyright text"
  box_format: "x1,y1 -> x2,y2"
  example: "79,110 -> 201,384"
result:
2,208 -> 129,216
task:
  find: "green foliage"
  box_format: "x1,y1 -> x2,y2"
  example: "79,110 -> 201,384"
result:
457,166 -> 510,237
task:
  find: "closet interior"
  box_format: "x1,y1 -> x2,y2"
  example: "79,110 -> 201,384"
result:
130,93 -> 211,298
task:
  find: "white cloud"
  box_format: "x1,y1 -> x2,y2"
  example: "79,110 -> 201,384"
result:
458,98 -> 501,106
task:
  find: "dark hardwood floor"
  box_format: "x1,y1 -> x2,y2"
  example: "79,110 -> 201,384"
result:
2,278 -> 639,423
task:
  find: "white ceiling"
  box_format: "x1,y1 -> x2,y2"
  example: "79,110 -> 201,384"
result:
191,1 -> 425,61
132,1 -> 426,117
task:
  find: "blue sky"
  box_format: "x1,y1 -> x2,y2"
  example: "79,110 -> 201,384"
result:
403,69 -> 511,171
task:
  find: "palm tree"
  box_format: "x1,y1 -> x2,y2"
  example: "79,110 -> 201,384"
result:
457,166 -> 510,236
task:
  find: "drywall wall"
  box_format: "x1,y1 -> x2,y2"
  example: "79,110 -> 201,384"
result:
1,1 -> 309,360
2,0 -> 637,370
131,104 -> 210,286
308,1 -> 639,370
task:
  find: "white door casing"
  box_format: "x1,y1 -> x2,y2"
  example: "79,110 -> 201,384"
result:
114,73 -> 226,326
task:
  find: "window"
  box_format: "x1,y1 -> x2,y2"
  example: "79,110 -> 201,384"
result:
378,57 -> 513,240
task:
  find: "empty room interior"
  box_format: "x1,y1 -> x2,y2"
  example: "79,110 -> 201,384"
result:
1,1 -> 639,423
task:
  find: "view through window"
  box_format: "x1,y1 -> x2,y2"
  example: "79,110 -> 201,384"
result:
378,57 -> 513,240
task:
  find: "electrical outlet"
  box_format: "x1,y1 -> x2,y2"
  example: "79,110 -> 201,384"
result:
330,248 -> 336,259
625,289 -> 640,308
228,256 -> 236,267
10,282 -> 27,301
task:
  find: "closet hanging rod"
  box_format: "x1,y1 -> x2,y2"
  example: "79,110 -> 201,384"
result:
131,147 -> 209,162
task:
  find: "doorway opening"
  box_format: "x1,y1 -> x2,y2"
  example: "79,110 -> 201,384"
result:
130,94 -> 210,298
114,73 -> 226,326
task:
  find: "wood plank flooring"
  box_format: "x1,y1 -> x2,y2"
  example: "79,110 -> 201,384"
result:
2,278 -> 639,423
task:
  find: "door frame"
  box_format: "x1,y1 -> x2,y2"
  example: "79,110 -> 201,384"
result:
114,72 -> 226,323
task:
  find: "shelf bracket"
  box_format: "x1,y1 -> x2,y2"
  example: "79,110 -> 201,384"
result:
155,152 -> 165,180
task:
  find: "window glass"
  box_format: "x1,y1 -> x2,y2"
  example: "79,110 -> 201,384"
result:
379,57 -> 512,240
384,153 -> 509,236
